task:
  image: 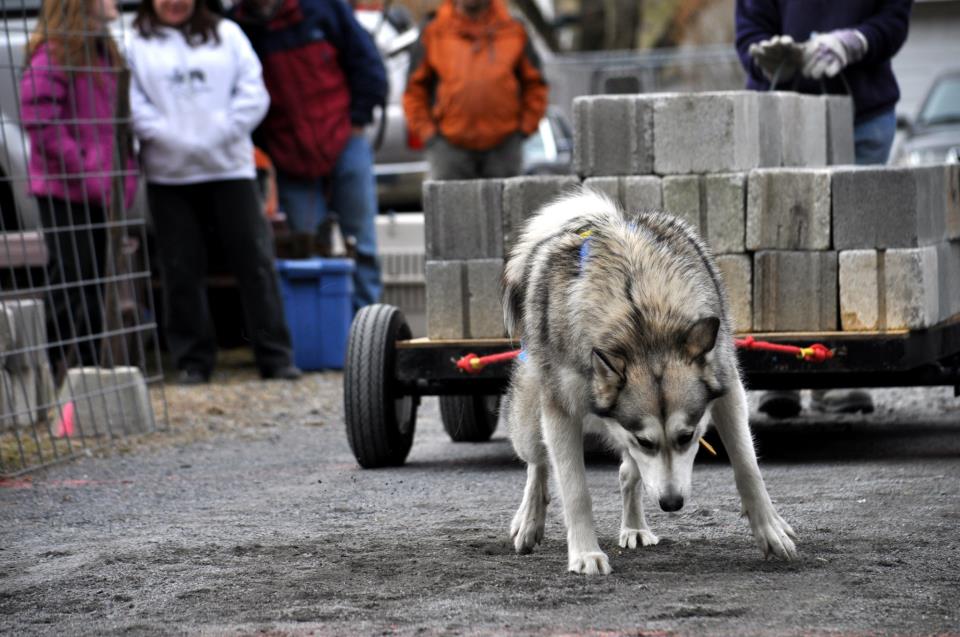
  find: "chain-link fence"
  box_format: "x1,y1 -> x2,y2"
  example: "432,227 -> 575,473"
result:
1,0 -> 165,476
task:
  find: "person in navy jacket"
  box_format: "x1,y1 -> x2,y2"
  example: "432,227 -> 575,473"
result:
737,0 -> 912,164
230,0 -> 388,313
736,0 -> 912,418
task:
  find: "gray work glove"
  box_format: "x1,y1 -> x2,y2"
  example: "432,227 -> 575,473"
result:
748,35 -> 805,83
801,29 -> 868,80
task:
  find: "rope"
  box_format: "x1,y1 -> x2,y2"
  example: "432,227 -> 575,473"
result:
453,336 -> 833,375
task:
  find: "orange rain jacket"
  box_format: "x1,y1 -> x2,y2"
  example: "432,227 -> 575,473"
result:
402,0 -> 548,152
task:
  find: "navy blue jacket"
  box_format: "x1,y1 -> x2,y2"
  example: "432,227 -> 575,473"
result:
735,0 -> 912,123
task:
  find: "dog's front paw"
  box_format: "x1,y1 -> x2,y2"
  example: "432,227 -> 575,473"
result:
747,508 -> 798,560
568,551 -> 612,575
511,513 -> 545,555
619,527 -> 660,549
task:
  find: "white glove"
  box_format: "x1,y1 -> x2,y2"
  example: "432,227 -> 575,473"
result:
748,35 -> 805,83
802,29 -> 868,80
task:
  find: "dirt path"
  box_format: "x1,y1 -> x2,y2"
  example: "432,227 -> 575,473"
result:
1,367 -> 959,636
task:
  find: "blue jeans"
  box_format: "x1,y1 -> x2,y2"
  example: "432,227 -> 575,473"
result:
277,135 -> 382,312
854,108 -> 896,165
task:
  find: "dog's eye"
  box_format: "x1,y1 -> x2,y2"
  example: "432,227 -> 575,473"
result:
635,437 -> 656,451
677,432 -> 695,447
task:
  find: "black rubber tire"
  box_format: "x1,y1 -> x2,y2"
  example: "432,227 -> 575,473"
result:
439,394 -> 500,442
344,304 -> 417,468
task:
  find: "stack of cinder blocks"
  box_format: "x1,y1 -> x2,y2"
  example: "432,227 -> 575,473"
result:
423,90 -> 960,338
424,175 -> 580,338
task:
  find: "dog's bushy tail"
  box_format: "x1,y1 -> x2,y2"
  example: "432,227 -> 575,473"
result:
501,187 -> 619,339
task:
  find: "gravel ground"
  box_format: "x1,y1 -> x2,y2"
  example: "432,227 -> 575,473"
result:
1,350 -> 959,636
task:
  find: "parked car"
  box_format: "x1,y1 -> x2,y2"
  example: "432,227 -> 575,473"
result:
894,68 -> 960,166
355,8 -> 573,212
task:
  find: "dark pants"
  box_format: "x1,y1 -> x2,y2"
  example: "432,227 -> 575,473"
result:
427,133 -> 525,180
148,179 -> 292,376
39,196 -> 107,372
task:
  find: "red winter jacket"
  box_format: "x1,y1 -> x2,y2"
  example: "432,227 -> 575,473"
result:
231,0 -> 387,178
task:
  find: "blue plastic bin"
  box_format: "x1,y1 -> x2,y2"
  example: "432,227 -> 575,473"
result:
275,258 -> 355,370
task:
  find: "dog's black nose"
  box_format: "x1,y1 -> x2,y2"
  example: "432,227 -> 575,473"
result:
659,494 -> 684,512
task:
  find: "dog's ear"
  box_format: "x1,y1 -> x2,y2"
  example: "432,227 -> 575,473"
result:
684,316 -> 720,361
592,349 -> 626,414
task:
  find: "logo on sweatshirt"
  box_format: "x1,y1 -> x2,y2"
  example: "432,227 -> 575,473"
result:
168,68 -> 211,95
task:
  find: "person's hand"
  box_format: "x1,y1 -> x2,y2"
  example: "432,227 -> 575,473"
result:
748,35 -> 804,83
801,29 -> 868,80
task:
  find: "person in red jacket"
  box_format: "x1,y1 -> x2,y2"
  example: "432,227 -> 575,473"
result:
402,0 -> 548,180
230,0 -> 387,312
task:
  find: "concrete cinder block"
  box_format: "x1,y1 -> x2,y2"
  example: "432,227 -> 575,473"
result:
832,166 -> 947,249
502,176 -> 580,254
936,241 -> 960,321
622,176 -> 663,211
56,366 -> 153,437
426,260 -> 466,339
574,95 -> 654,177
1,299 -> 47,370
885,247 -> 940,329
1,367 -> 38,429
753,250 -> 838,331
661,174 -> 745,253
0,305 -> 15,368
772,93 -> 828,167
824,95 -> 855,165
703,173 -> 746,254
946,163 -> 960,240
423,180 -> 504,260
839,247 -> 941,330
838,250 -> 881,331
0,362 -> 54,428
715,254 -> 752,332
747,168 -> 831,250
426,259 -> 506,339
661,175 -> 701,232
653,91 -> 762,175
466,259 -> 506,338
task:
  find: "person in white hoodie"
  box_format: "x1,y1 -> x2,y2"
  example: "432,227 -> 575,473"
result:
128,0 -> 300,384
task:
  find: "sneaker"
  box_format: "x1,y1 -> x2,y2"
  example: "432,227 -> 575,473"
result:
810,389 -> 874,414
758,389 -> 802,419
177,368 -> 209,385
261,365 -> 302,381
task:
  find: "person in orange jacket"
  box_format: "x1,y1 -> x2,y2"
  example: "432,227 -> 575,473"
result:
402,0 -> 548,180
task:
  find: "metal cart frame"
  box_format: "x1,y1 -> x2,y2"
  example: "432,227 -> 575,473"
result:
344,304 -> 960,468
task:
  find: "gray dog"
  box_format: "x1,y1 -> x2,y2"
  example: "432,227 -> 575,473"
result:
501,188 -> 797,575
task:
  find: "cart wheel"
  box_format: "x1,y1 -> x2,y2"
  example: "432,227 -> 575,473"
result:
439,394 -> 500,442
344,304 -> 417,468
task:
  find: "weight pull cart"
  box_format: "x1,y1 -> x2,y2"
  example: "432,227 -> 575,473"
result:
343,304 -> 960,469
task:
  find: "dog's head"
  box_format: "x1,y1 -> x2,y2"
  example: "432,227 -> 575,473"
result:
591,316 -> 725,512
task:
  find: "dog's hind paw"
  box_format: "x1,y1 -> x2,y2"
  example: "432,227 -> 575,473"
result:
568,551 -> 612,575
619,528 -> 659,549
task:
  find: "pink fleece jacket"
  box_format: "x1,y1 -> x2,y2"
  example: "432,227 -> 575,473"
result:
20,43 -> 137,210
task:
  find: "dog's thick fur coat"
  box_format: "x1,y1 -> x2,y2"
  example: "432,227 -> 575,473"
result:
501,188 -> 797,574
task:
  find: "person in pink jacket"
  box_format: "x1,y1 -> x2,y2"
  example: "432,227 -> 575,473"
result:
19,0 -> 137,377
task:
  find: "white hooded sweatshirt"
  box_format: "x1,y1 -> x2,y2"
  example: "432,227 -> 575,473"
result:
127,19 -> 269,184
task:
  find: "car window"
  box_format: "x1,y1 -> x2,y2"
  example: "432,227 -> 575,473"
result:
523,128 -> 548,165
918,76 -> 960,126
